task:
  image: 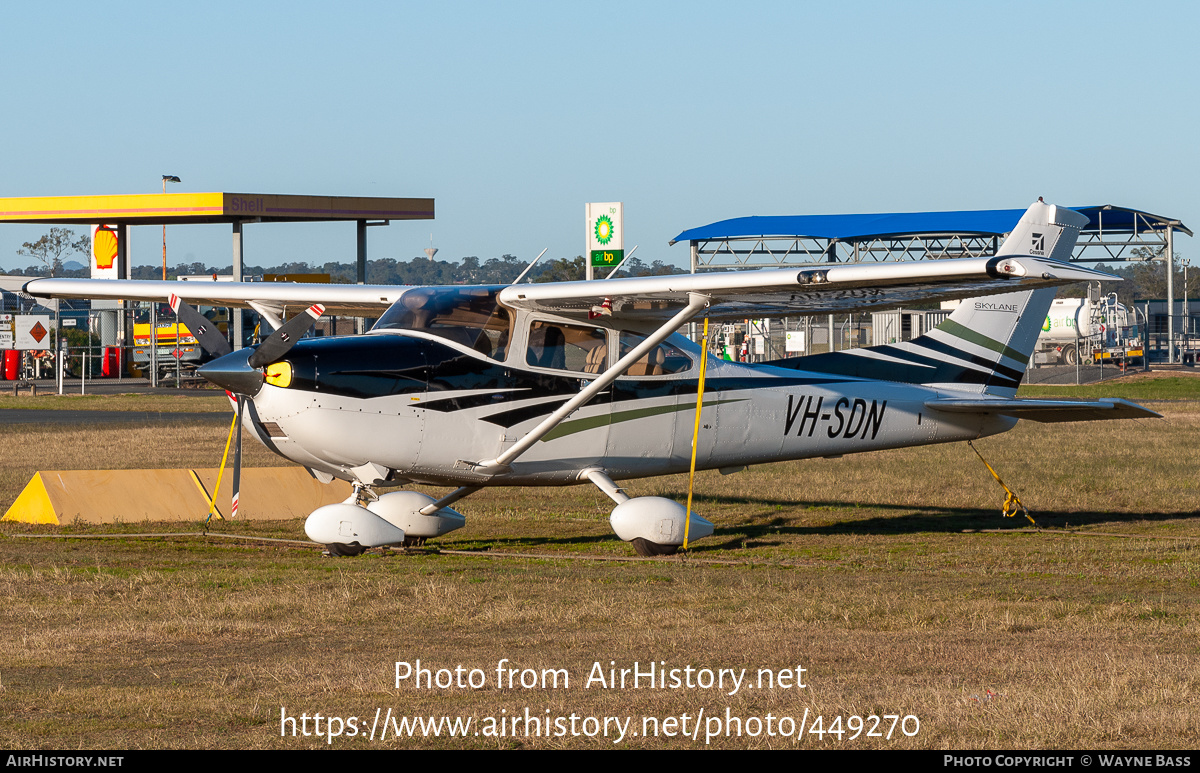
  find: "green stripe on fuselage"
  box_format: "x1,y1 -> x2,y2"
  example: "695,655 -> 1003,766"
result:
935,319 -> 1029,365
540,398 -> 747,442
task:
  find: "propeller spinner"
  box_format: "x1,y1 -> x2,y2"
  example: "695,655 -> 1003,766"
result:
195,303 -> 324,395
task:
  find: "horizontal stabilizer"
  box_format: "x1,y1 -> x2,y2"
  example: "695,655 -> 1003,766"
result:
925,397 -> 1161,423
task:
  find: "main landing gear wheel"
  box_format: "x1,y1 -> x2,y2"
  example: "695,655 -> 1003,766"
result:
631,538 -> 679,557
326,542 -> 366,557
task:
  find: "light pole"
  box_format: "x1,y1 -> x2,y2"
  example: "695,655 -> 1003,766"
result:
1183,258 -> 1191,358
161,175 -> 181,280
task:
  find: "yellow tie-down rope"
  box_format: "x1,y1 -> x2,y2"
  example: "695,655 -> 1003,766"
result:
205,405 -> 240,526
683,317 -> 712,551
967,440 -> 1037,527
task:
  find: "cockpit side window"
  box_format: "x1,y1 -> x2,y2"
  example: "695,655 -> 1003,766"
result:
374,287 -> 512,361
618,332 -> 693,376
526,320 -> 608,374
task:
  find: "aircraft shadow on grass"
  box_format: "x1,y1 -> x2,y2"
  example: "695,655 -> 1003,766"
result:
448,492 -> 1200,555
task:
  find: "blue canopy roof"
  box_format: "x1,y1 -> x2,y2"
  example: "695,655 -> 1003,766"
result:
670,205 -> 1190,244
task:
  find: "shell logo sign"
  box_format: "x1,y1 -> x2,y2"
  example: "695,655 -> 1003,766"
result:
92,224 -> 119,279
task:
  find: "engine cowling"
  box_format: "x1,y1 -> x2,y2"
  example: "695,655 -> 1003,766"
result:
609,496 -> 713,546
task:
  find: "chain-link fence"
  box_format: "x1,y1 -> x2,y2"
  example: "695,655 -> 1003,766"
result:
1,342 -> 211,393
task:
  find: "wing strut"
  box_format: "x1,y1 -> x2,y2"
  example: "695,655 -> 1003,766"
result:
417,486 -> 481,516
580,467 -> 630,504
247,301 -> 284,331
472,292 -> 710,475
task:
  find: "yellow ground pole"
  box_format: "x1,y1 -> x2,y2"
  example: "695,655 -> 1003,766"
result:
683,317 -> 711,550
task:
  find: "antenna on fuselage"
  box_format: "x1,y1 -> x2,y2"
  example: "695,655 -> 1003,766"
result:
511,248 -> 549,284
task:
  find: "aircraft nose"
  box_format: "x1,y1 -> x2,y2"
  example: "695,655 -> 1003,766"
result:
197,348 -> 265,396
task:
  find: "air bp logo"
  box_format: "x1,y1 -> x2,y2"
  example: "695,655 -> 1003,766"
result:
594,215 -> 614,245
1031,232 -> 1045,255
1043,316 -> 1051,332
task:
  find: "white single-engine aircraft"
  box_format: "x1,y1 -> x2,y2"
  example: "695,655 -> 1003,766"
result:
27,201 -> 1158,556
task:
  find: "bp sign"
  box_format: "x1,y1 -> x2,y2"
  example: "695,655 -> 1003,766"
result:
586,202 -> 624,270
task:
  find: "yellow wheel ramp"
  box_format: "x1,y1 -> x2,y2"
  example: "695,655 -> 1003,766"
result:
2,468 -> 353,526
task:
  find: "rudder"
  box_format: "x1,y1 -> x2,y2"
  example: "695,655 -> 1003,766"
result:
920,200 -> 1089,395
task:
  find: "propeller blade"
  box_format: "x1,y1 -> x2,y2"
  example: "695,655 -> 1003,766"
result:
169,294 -> 232,358
232,395 -> 244,519
247,304 -> 324,369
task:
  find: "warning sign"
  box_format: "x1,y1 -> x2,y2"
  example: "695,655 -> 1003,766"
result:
12,316 -> 53,350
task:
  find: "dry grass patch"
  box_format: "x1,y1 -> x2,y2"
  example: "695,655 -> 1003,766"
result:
1,545 -> 1196,749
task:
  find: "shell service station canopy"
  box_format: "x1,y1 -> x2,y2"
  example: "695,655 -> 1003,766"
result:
0,191 -> 434,344
0,192 -> 433,226
0,190 -> 433,284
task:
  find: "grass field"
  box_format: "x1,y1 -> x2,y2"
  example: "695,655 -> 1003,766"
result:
1,374 -> 1198,749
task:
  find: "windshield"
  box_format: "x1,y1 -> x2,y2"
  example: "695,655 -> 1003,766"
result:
374,286 -> 512,361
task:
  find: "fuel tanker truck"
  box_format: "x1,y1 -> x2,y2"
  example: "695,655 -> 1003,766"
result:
1035,293 -> 1143,366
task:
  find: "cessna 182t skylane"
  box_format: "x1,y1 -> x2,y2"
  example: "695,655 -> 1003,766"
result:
26,201 -> 1157,556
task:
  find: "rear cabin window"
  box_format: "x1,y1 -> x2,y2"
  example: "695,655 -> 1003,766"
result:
526,321 -> 608,374
618,333 -> 692,376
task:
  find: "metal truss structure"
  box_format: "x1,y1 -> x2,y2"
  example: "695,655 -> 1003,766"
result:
676,204 -> 1193,362
682,206 -> 1189,271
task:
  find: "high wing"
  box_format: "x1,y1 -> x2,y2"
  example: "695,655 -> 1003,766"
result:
506,198 -> 1101,320
22,278 -> 405,318
25,256 -> 1113,323
497,256 -> 1115,321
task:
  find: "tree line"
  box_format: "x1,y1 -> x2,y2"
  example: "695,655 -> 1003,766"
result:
1058,248 -> 1199,303
4,228 -> 684,284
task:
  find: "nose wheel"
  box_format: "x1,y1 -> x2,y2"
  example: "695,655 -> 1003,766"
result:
306,485 -> 471,556
630,538 -> 679,557
324,542 -> 366,557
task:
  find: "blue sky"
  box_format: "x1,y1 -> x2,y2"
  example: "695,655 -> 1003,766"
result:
1,0 -> 1196,274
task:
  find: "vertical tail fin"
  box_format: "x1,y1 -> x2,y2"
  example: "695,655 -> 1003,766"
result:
994,198 -> 1088,262
907,201 -> 1089,395
915,286 -> 1057,395
770,201 -> 1089,396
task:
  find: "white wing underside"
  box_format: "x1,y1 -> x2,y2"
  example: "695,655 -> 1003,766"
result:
25,255 -> 1113,321
23,278 -> 408,318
